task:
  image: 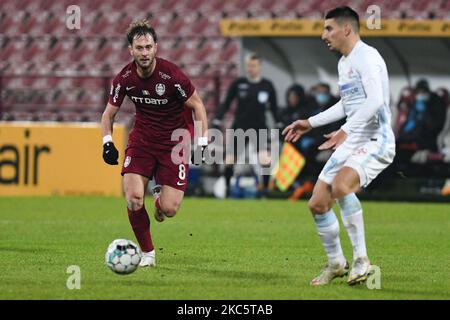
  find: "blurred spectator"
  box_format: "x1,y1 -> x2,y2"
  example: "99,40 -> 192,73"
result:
279,83 -> 344,200
279,84 -> 311,127
393,86 -> 415,137
436,87 -> 450,162
311,82 -> 339,111
279,84 -> 315,199
310,83 -> 345,146
396,79 -> 447,164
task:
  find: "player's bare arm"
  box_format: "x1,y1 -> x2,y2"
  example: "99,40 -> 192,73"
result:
185,89 -> 208,138
101,103 -> 120,165
282,119 -> 312,143
318,129 -> 347,150
101,103 -> 119,137
185,90 -> 209,164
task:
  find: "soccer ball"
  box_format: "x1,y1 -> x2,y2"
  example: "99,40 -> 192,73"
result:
105,239 -> 142,275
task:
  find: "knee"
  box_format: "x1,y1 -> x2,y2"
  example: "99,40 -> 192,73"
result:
331,181 -> 352,199
308,198 -> 330,215
125,192 -> 144,211
161,200 -> 181,218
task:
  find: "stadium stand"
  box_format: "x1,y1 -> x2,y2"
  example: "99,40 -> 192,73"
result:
0,0 -> 239,123
2,0 -> 449,123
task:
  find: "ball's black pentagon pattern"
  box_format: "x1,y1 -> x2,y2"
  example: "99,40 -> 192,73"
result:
105,239 -> 142,275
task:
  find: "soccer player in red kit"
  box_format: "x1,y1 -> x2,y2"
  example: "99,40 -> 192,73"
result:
100,20 -> 208,267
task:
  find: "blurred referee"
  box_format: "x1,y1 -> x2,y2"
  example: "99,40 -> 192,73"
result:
212,53 -> 281,198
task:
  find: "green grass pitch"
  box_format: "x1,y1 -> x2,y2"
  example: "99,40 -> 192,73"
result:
0,197 -> 449,299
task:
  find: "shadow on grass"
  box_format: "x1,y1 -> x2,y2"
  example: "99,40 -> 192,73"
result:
0,247 -> 52,253
159,264 -> 290,282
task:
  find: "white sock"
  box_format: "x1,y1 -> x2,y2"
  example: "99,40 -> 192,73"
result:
313,209 -> 346,266
338,193 -> 367,259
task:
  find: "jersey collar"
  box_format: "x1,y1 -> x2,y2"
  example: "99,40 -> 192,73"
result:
346,40 -> 364,59
247,76 -> 261,83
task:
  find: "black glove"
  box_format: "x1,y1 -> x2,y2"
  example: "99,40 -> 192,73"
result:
103,142 -> 119,165
191,145 -> 208,165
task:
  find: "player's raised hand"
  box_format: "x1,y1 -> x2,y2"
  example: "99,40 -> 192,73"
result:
103,142 -> 119,165
282,119 -> 312,143
318,129 -> 347,150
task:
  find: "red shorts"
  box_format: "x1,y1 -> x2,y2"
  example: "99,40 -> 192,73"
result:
121,145 -> 189,192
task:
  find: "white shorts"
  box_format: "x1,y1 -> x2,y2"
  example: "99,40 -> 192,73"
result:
318,138 -> 395,188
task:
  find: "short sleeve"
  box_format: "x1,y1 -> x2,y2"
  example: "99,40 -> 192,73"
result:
108,74 -> 126,107
172,67 -> 195,102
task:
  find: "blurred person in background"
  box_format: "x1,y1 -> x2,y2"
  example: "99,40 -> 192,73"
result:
309,82 -> 346,165
396,79 -> 446,164
279,84 -> 317,200
212,53 -> 280,198
280,83 -> 345,200
312,82 -> 339,111
279,84 -> 311,130
392,86 -> 415,138
436,87 -> 450,162
436,87 -> 450,196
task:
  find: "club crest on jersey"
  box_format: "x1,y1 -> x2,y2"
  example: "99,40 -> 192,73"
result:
124,156 -> 131,168
348,68 -> 354,77
156,83 -> 165,96
353,147 -> 368,156
258,91 -> 269,103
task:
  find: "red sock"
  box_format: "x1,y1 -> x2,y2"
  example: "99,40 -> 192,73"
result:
155,197 -> 163,211
127,206 -> 154,252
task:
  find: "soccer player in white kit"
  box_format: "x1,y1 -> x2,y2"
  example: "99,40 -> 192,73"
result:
283,6 -> 395,286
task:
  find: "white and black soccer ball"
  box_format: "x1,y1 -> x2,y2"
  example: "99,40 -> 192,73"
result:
105,239 -> 142,275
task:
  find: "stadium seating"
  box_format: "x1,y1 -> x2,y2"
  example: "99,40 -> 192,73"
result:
1,0 -> 449,122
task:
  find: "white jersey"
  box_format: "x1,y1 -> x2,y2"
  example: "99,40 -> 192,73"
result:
309,40 -> 395,146
309,40 -> 396,187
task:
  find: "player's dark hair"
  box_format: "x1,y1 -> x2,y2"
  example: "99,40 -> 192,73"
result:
317,82 -> 331,91
325,6 -> 360,32
127,19 -> 158,45
246,52 -> 261,61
